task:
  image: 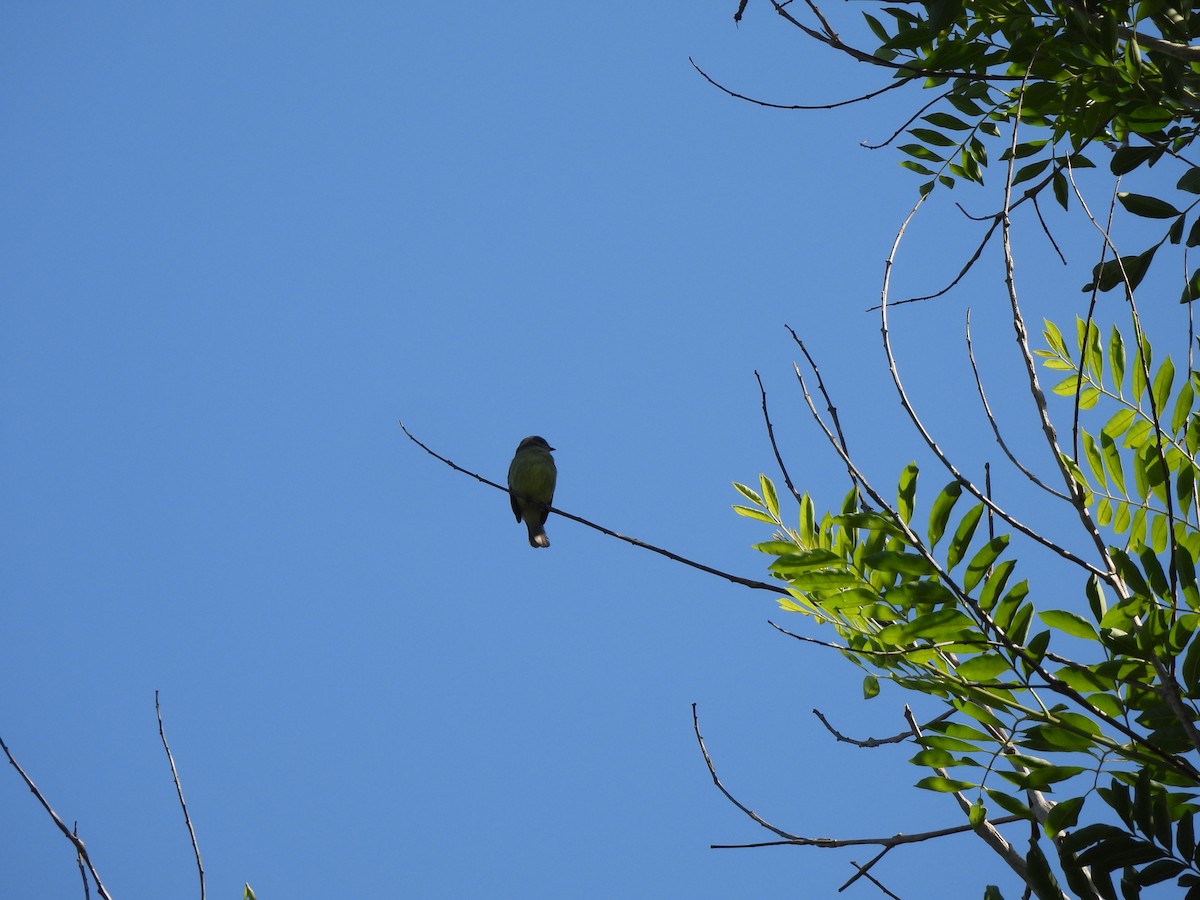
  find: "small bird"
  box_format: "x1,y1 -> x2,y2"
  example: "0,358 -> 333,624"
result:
507,435 -> 557,548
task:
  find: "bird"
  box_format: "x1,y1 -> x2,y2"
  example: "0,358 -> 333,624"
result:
507,435 -> 557,548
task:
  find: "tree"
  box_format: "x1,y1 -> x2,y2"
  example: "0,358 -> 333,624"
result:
702,0 -> 1200,896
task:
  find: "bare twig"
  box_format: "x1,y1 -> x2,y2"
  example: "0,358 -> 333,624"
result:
0,735 -> 112,900
693,703 -> 1025,853
74,822 -> 90,899
755,370 -> 803,505
397,422 -> 785,594
157,691 -> 205,900
965,309 -> 1071,501
811,706 -> 953,748
848,858 -> 905,900
1030,193 -> 1067,266
785,329 -> 857,493
861,87 -> 955,151
689,57 -> 912,110
876,187 -> 1109,579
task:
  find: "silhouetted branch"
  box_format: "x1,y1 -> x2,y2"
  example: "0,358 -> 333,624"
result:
811,706 -> 953,748
754,370 -> 802,505
398,421 -> 785,594
846,855 -> 904,900
696,701 -> 1025,851
157,691 -> 204,900
74,822 -> 90,899
0,734 -> 112,900
964,309 -> 1070,501
689,56 -> 912,111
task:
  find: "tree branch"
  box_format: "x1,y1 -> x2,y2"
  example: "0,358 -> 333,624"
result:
397,421 -> 785,594
0,734 -> 112,900
157,691 -> 205,900
694,703 -> 1026,852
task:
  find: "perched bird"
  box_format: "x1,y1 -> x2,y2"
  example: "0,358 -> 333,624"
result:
507,435 -> 557,548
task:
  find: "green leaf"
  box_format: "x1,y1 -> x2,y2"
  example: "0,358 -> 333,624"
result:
768,549 -> 844,572
1052,170 -> 1068,209
899,143 -> 944,162
1045,796 -> 1085,837
1043,319 -> 1068,357
863,549 -> 936,576
1082,431 -> 1105,486
1084,248 -> 1158,293
760,474 -> 779,521
1019,765 -> 1088,789
947,503 -> 984,569
1152,356 -> 1175,415
923,112 -> 970,131
1109,326 -> 1126,397
909,127 -> 959,147
1039,609 -> 1100,641
928,480 -> 963,548
862,673 -> 880,699
978,559 -> 1017,611
1100,431 -> 1126,495
910,748 -> 956,767
1178,167 -> 1200,193
1013,158 -> 1051,185
986,787 -> 1033,819
964,535 -> 1009,591
1117,192 -> 1182,218
1182,267 -> 1200,304
1112,146 -> 1158,176
955,654 -> 1011,681
733,505 -> 776,524
898,461 -> 918,524
916,775 -> 975,792
863,12 -> 890,42
734,483 -> 764,506
900,608 -> 979,641
968,801 -> 986,828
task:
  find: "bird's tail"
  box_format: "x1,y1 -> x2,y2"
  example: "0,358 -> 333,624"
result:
526,520 -> 550,548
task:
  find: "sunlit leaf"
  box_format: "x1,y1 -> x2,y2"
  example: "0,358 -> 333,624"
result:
1040,609 -> 1100,641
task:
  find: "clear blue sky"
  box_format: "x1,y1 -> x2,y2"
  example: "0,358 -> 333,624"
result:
2,4 -> 1176,898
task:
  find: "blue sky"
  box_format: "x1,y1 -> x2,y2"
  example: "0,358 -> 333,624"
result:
3,4 -> 1186,899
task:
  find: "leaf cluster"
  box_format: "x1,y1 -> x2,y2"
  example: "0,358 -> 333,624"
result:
734,316 -> 1200,895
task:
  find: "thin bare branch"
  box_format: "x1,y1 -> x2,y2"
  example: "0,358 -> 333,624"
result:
876,193 -> 1109,579
157,691 -> 205,900
965,309 -> 1071,501
1030,193 -> 1067,265
398,422 -> 785,594
847,858 -> 905,900
74,822 -> 90,900
689,57 -> 912,111
882,164 -> 1068,310
812,706 -> 954,748
694,704 -> 1025,853
755,370 -> 803,505
986,106 -> 1089,549
693,703 -> 803,842
861,87 -> 955,151
0,735 -> 112,900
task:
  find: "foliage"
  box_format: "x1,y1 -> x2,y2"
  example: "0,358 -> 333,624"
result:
722,0 -> 1200,896
737,315 -> 1200,895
